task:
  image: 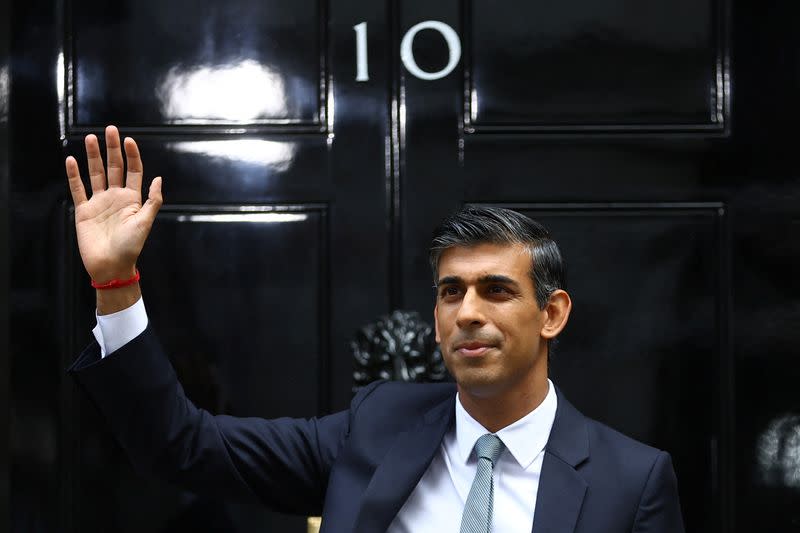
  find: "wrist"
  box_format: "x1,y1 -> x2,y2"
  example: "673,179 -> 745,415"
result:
92,268 -> 140,290
91,265 -> 138,285
96,283 -> 142,315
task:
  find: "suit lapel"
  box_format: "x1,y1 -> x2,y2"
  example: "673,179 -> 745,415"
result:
532,388 -> 590,533
353,394 -> 455,533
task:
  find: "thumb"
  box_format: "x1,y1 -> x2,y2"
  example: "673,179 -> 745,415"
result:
140,176 -> 164,226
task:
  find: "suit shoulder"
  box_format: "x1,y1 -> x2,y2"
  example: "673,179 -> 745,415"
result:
560,411 -> 683,531
353,380 -> 455,408
348,381 -> 455,429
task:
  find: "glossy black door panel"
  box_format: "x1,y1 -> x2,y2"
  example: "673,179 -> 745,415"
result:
529,205 -> 725,533
406,202 -> 726,531
733,216 -> 800,533
467,0 -> 725,131
398,0 -> 733,530
52,0 -> 393,530
70,0 -> 324,128
142,207 -> 327,418
461,138 -> 726,202
63,135 -> 331,203
66,207 -> 327,531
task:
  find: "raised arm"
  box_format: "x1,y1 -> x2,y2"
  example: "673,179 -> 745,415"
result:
65,125 -> 163,314
65,127 -> 350,512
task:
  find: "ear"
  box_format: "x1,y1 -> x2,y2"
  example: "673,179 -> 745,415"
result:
433,303 -> 441,343
540,290 -> 572,340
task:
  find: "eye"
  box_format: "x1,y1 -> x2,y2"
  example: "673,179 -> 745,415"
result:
439,286 -> 460,299
486,285 -> 515,299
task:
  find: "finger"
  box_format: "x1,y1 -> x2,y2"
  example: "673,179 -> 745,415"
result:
85,134 -> 106,194
65,156 -> 88,206
139,176 -> 164,226
124,137 -> 143,193
105,125 -> 124,188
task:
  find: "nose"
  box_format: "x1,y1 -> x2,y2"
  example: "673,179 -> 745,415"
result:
455,287 -> 487,329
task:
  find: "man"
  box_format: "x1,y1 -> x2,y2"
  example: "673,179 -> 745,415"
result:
65,126 -> 685,532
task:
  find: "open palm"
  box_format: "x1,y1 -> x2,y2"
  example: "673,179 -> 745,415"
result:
65,126 -> 163,282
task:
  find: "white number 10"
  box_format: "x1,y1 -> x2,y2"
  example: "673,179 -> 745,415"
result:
353,20 -> 462,82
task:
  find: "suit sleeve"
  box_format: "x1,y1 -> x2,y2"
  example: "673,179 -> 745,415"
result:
68,324 -> 369,516
631,451 -> 686,533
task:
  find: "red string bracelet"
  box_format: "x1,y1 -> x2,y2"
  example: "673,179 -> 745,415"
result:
91,268 -> 140,290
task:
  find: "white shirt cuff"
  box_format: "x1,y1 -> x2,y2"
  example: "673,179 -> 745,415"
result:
92,297 -> 148,358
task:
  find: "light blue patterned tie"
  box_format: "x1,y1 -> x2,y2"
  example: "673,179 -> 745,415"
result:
460,434 -> 506,533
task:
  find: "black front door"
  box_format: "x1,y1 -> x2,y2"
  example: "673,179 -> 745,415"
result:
7,0 -> 800,531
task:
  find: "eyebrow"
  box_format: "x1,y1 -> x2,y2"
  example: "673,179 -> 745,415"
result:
435,274 -> 521,288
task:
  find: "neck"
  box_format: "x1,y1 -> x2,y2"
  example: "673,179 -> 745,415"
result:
457,376 -> 550,433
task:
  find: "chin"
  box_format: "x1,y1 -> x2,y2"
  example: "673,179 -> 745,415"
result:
453,370 -> 505,399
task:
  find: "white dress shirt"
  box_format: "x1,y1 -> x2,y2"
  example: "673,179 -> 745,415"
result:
388,380 -> 556,532
92,298 -> 557,531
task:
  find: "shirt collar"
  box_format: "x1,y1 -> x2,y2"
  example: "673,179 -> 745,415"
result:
454,379 -> 558,470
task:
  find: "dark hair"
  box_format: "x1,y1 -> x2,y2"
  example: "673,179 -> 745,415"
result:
429,206 -> 566,309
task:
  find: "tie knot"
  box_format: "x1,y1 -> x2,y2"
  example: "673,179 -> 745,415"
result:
474,434 -> 504,465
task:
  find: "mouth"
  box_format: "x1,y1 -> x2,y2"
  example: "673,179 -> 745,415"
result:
454,342 -> 495,358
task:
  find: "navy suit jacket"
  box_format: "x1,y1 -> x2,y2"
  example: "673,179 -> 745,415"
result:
69,325 -> 685,532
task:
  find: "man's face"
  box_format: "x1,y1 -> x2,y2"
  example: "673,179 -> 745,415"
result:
434,243 -> 549,400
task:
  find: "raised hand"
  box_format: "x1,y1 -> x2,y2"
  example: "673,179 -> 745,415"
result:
65,125 -> 163,288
